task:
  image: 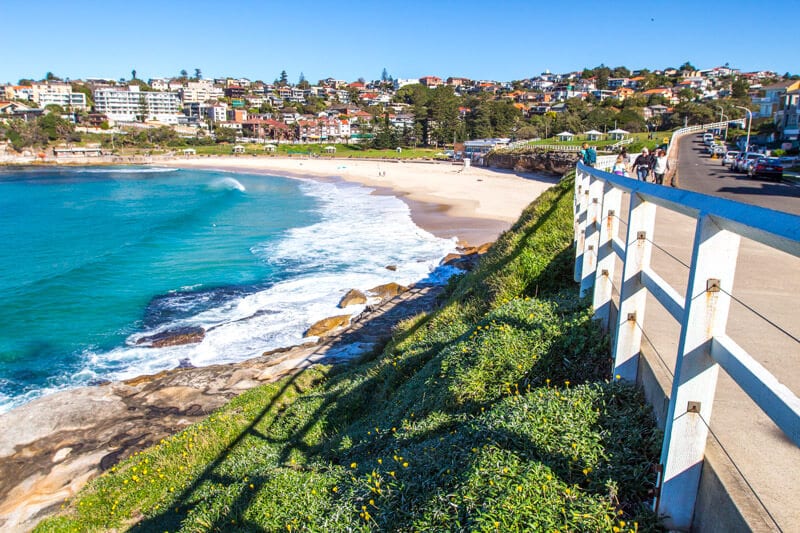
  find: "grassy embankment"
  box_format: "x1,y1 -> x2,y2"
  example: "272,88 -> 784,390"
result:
35,174 -> 662,532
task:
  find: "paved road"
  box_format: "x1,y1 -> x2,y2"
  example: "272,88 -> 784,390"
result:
676,134 -> 800,215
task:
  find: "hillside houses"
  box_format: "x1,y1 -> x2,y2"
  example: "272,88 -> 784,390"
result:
2,65 -> 796,146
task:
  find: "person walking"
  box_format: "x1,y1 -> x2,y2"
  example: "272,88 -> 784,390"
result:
653,149 -> 670,185
631,147 -> 654,182
612,154 -> 629,176
620,147 -> 631,168
581,142 -> 597,167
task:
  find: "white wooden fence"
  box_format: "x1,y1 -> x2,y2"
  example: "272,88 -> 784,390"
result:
573,161 -> 800,530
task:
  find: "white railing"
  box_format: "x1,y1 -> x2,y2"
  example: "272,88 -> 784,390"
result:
525,144 -> 582,152
573,161 -> 800,530
666,119 -> 745,158
610,136 -> 635,149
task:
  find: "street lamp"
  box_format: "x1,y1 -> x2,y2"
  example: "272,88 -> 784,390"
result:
715,106 -> 729,141
733,105 -> 752,152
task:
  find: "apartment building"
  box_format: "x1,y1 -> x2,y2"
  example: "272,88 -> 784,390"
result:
33,83 -> 87,110
179,80 -> 223,104
94,85 -> 180,123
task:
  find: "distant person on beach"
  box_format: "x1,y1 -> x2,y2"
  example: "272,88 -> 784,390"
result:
631,147 -> 654,182
652,149 -> 670,185
581,143 -> 597,167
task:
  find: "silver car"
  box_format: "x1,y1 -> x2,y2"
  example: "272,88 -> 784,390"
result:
722,150 -> 739,166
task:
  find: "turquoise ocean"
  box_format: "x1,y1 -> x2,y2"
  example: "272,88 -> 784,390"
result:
0,166 -> 457,413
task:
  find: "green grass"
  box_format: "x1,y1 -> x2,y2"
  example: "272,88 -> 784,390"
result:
35,174 -> 662,532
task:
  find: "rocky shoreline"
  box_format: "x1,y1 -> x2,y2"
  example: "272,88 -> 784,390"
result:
0,247 -> 487,532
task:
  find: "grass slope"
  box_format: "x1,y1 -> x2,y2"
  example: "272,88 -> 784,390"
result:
36,174 -> 661,532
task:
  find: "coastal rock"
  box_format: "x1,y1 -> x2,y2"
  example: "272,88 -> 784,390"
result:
385,265 -> 397,271
367,282 -> 408,301
304,315 -> 352,337
136,326 -> 205,348
442,253 -> 463,264
486,151 -> 579,176
0,280 -> 449,532
442,242 -> 493,271
338,289 -> 367,308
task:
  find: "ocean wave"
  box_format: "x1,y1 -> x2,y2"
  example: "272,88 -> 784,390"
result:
208,177 -> 246,192
0,175 -> 458,414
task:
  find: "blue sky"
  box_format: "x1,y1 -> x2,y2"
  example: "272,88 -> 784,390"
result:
1,0 -> 796,84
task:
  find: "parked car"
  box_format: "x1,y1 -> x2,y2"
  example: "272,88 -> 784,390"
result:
748,157 -> 783,181
722,150 -> 739,166
732,152 -> 762,172
702,132 -> 714,145
712,144 -> 726,156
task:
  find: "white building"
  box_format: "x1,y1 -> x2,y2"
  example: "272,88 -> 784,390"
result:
179,80 -> 224,104
206,104 -> 228,123
38,91 -> 87,110
25,82 -> 89,110
94,85 -> 180,123
393,78 -> 420,89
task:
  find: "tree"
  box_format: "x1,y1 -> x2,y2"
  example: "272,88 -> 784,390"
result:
381,68 -> 389,82
45,72 -> 61,81
731,78 -> 749,99
180,69 -> 188,79
213,126 -> 237,143
131,69 -> 137,81
679,61 -> 696,72
297,72 -> 310,90
39,112 -> 75,141
194,68 -> 202,80
279,70 -> 289,86
138,95 -> 148,122
677,87 -> 696,102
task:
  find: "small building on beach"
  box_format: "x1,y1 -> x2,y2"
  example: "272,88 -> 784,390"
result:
232,145 -> 245,154
324,145 -> 336,154
555,131 -> 575,142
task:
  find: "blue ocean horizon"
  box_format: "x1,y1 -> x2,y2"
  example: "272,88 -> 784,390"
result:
0,166 -> 457,413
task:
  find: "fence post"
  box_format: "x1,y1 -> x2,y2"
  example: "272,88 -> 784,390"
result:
574,166 -> 590,282
579,178 -> 604,297
611,192 -> 656,381
592,183 -> 622,331
656,214 -> 740,530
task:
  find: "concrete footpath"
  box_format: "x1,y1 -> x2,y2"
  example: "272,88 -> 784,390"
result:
632,135 -> 800,530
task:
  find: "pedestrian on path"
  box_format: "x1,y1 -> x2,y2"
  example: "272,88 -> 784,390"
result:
632,147 -> 654,182
581,143 -> 597,167
612,154 -> 629,177
653,149 -> 670,185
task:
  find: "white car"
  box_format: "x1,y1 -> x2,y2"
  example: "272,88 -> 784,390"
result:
721,151 -> 739,166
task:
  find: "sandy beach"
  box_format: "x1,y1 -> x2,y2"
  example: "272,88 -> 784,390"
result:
161,156 -> 559,246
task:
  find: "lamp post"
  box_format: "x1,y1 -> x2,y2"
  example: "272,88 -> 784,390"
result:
716,106 -> 729,141
733,105 -> 752,151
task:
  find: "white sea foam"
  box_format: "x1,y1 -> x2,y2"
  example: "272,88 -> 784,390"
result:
74,178 -> 458,387
209,177 -> 246,192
